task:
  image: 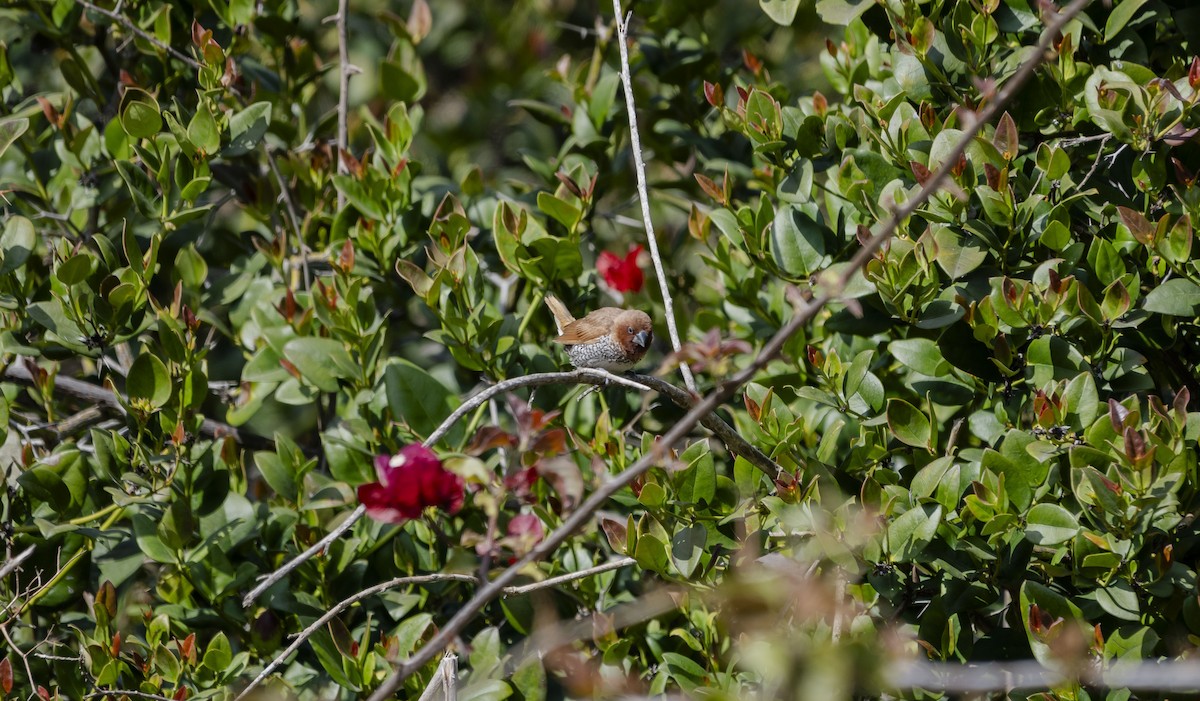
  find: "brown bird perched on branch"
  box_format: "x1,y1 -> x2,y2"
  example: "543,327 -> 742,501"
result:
545,295 -> 653,372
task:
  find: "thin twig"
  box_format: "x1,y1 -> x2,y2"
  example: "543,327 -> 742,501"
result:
1,364 -> 275,451
74,0 -> 204,70
0,546 -> 35,580
0,621 -> 34,695
336,0 -> 352,210
1075,134 -> 1112,191
611,0 -> 697,394
241,503 -> 368,606
84,690 -> 175,701
426,369 -> 651,446
264,146 -> 311,292
364,4 -> 1090,696
234,573 -> 477,700
502,557 -> 636,596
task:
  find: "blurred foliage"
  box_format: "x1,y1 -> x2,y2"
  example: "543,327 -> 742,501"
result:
2,0 -> 1200,698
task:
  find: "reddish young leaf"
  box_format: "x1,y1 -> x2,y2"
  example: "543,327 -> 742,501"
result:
703,80 -> 724,108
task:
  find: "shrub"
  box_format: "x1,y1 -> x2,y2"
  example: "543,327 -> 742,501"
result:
1,0 -> 1199,698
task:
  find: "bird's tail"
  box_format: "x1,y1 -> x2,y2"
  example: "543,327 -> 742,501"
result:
544,295 -> 575,335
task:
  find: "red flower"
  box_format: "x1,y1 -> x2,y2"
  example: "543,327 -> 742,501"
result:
357,445 -> 464,524
597,245 -> 645,293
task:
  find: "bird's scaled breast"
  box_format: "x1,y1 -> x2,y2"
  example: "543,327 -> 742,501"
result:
565,335 -> 641,372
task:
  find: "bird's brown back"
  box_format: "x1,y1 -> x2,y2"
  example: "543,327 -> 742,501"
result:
553,307 -> 625,345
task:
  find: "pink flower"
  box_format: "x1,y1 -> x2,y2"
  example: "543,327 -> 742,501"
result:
357,445 -> 464,524
597,245 -> 645,293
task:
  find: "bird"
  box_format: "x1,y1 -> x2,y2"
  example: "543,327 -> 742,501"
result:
544,295 -> 653,372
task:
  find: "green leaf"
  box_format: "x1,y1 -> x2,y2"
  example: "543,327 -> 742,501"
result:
226,102 -> 271,156
1025,503 -> 1079,545
0,116 -> 29,159
1104,0 -> 1151,42
187,106 -> 220,154
771,204 -> 827,277
255,452 -> 297,502
1143,278 -> 1200,316
633,532 -> 670,575
678,441 -> 716,505
17,466 -> 70,511
889,338 -> 949,376
815,0 -> 872,25
887,399 -> 932,449
1104,625 -> 1159,661
383,359 -> 460,439
282,337 -> 354,393
132,513 -> 177,563
333,174 -> 385,220
121,90 -> 162,138
886,503 -> 942,561
536,191 -> 581,230
933,228 -> 987,279
55,254 -> 95,285
670,525 -> 706,579
1,215 -> 36,276
759,0 -> 801,25
203,632 -> 233,672
127,353 -> 172,409
1095,580 -> 1140,621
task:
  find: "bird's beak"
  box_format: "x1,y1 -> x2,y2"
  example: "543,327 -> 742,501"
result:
633,330 -> 650,349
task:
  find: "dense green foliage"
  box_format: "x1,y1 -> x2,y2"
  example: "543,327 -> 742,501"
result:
2,0 -> 1200,698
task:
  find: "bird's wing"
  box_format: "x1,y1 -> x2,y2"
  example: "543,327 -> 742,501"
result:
553,307 -> 623,344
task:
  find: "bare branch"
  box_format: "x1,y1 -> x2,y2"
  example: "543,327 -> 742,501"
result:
1,364 -> 275,452
502,557 -> 636,597
74,0 -> 204,71
364,3 -> 1091,696
336,0 -> 352,210
610,0 -> 697,394
425,368 -> 650,447
0,546 -> 35,581
264,145 -> 311,292
241,503 -> 368,606
84,690 -> 176,701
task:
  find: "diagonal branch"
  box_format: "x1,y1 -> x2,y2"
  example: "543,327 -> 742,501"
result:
74,0 -> 204,71
364,3 -> 1091,696
611,0 -> 697,394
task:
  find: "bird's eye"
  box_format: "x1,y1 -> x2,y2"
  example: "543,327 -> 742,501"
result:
627,326 -> 634,334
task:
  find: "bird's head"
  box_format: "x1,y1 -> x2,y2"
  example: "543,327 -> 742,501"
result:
613,310 -> 654,356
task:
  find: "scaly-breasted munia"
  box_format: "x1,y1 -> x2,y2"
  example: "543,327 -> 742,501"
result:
545,295 -> 653,372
